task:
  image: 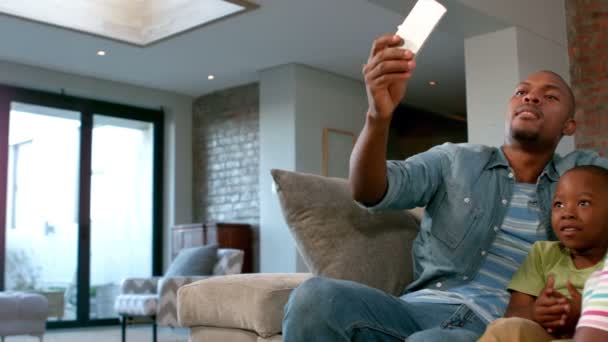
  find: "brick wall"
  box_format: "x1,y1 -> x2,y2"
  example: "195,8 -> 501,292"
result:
566,0 -> 608,156
192,83 -> 259,270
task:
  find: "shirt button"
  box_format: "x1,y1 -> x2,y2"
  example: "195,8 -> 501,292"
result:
464,197 -> 470,204
508,172 -> 514,178
462,276 -> 469,280
436,282 -> 443,288
502,199 -> 508,205
481,250 -> 487,256
494,226 -> 499,232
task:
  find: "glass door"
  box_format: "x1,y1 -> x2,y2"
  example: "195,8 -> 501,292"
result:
0,84 -> 163,329
89,115 -> 155,319
4,102 -> 81,322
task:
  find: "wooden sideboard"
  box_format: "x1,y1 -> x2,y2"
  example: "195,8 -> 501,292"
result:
171,222 -> 253,273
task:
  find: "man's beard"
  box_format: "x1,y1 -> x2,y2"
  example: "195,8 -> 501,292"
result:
510,125 -> 540,142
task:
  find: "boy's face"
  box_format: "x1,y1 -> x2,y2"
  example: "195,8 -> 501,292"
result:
552,169 -> 608,251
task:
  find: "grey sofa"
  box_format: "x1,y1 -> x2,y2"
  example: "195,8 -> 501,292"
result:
178,169 -> 422,342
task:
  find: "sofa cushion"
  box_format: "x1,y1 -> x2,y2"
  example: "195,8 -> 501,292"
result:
191,326 -> 283,342
177,273 -> 311,337
271,169 -> 420,296
165,244 -> 218,277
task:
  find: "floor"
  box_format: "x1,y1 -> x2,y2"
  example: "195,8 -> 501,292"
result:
4,326 -> 188,342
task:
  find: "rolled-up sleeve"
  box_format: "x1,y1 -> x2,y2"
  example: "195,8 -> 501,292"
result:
364,143 -> 452,211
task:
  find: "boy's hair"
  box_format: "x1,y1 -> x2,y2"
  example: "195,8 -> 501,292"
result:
562,165 -> 608,186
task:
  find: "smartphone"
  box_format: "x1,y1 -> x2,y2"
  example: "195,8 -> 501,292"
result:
396,0 -> 447,54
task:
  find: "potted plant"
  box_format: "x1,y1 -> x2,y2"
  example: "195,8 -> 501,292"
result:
6,247 -> 65,319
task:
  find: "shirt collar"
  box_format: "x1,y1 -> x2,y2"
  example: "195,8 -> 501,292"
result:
542,154 -> 560,182
484,147 -> 510,170
484,146 -> 561,182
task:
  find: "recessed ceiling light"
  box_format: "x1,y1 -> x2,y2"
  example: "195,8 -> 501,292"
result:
97,50 -> 106,56
208,75 -> 215,80
429,81 -> 437,86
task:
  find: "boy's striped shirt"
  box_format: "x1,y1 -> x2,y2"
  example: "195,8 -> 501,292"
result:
578,262 -> 608,332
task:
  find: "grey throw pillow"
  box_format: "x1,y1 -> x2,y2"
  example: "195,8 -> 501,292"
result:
165,244 -> 219,277
271,169 -> 421,296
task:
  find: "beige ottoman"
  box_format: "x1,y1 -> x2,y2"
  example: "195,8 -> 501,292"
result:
0,292 -> 48,341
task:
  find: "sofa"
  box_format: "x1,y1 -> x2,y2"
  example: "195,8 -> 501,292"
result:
177,169 -> 422,342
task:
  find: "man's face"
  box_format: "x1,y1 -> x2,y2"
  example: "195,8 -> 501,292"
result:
505,72 -> 575,146
551,170 -> 608,252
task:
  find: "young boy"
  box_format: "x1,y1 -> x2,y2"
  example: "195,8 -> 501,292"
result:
479,165 -> 608,341
573,251 -> 608,341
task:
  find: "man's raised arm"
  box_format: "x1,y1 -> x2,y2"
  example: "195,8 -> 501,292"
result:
350,34 -> 417,205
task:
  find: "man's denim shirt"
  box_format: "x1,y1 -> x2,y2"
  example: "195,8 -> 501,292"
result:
368,143 -> 608,293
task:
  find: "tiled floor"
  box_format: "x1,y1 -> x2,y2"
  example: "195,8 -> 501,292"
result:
5,326 -> 188,342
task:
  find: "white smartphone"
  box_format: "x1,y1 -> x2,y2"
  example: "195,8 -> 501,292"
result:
396,0 -> 447,54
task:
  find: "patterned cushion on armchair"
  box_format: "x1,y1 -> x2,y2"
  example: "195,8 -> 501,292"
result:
214,248 -> 245,275
158,248 -> 244,326
113,277 -> 160,316
114,294 -> 158,317
114,248 -> 244,328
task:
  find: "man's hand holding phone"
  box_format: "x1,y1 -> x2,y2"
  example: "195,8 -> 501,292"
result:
363,0 -> 446,121
363,35 -> 416,121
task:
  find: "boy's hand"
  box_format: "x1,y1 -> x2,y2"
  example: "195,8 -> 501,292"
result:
552,280 -> 582,335
532,275 -> 568,332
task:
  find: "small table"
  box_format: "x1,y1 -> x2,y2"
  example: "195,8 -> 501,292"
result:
38,290 -> 65,319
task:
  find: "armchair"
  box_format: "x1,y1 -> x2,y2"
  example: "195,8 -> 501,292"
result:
115,247 -> 244,342
177,169 -> 422,342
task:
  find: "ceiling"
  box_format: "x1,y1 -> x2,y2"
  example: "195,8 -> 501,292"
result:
0,0 -> 258,45
0,0 -> 507,118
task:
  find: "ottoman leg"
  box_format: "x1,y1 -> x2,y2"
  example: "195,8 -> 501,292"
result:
152,316 -> 157,342
121,314 -> 128,342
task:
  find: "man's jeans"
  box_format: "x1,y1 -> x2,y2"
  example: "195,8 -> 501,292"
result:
283,277 -> 487,342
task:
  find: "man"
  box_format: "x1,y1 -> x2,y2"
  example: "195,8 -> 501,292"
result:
282,34 -> 608,341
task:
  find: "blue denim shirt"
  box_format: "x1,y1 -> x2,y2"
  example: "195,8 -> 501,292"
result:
369,143 -> 608,293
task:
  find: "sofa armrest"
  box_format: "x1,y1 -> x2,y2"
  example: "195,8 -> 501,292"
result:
120,277 -> 161,294
178,273 -> 312,338
157,276 -> 211,327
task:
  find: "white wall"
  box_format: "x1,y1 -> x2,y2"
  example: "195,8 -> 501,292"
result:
465,27 -> 520,148
259,64 -> 367,273
294,65 -> 367,175
456,0 -> 568,45
259,64 -> 298,273
0,59 -> 193,270
464,26 -> 573,155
